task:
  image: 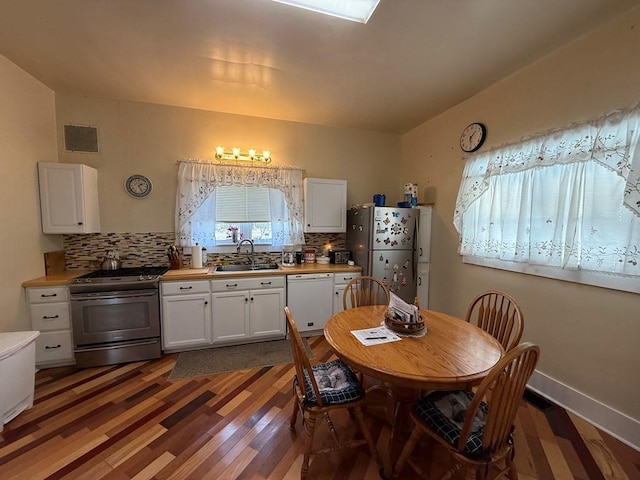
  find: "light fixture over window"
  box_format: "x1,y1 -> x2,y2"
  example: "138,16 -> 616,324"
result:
215,146 -> 272,163
272,0 -> 381,24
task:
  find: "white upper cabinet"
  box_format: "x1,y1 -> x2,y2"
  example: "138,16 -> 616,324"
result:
417,205 -> 432,263
303,177 -> 347,233
38,162 -> 100,234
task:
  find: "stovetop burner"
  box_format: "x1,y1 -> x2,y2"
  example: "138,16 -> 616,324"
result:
79,267 -> 169,279
70,266 -> 169,294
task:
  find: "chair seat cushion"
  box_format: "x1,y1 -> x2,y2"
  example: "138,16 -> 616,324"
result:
298,358 -> 363,407
413,390 -> 488,456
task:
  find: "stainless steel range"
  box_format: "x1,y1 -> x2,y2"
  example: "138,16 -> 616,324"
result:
69,266 -> 168,367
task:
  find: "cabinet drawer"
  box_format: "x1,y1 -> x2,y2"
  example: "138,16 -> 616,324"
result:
334,272 -> 360,285
211,276 -> 285,292
27,286 -> 69,304
161,280 -> 210,295
35,331 -> 74,364
30,302 -> 71,331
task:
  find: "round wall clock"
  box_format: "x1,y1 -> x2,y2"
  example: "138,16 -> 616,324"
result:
460,122 -> 487,153
125,174 -> 153,198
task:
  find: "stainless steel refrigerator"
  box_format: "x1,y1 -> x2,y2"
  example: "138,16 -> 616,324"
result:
346,206 -> 419,304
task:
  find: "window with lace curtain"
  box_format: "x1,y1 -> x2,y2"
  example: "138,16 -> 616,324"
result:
454,105 -> 640,293
175,160 -> 305,250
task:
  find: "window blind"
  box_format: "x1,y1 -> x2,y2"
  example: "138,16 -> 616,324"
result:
215,186 -> 271,222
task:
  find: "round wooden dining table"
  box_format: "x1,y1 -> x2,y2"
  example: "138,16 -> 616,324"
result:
324,304 -> 504,477
324,304 -> 504,392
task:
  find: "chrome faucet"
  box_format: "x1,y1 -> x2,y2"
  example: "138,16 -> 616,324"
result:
236,239 -> 255,267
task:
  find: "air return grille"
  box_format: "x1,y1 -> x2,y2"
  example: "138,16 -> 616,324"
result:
63,124 -> 99,153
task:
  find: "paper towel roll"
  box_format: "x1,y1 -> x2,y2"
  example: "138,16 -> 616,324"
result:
191,244 -> 203,268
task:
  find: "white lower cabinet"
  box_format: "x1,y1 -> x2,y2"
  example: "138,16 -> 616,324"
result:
417,263 -> 430,309
210,276 -> 286,345
210,290 -> 249,343
332,272 -> 361,315
161,280 -> 211,351
26,286 -> 75,367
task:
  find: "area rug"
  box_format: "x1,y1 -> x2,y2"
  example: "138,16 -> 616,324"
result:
168,339 -> 313,380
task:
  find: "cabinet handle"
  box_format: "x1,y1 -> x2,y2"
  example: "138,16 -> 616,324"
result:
260,282 -> 272,286
418,277 -> 422,286
419,247 -> 423,256
45,344 -> 61,350
245,297 -> 248,303
78,222 -> 83,225
204,301 -> 208,305
41,293 -> 58,298
250,297 -> 254,302
179,286 -> 193,290
42,315 -> 60,319
227,283 -> 238,288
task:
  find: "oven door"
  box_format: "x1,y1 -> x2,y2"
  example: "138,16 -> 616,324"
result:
70,289 -> 160,347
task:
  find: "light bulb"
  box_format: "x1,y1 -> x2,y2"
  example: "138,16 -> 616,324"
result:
232,147 -> 240,159
248,148 -> 256,159
262,150 -> 271,160
215,146 -> 224,158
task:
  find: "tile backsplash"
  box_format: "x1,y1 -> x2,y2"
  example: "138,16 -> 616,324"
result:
63,232 -> 346,270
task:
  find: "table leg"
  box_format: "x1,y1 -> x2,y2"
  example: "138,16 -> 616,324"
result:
380,385 -> 419,479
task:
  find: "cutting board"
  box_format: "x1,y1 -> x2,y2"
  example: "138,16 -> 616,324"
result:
44,250 -> 66,275
162,268 -> 210,278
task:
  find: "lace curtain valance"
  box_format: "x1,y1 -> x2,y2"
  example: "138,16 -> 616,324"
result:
175,159 -> 305,246
454,104 -> 640,231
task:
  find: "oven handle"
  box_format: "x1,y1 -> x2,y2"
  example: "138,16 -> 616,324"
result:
71,290 -> 158,301
75,339 -> 159,352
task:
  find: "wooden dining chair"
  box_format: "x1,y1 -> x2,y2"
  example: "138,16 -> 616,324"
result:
465,291 -> 524,351
284,307 -> 380,479
343,275 -> 390,310
393,342 -> 540,480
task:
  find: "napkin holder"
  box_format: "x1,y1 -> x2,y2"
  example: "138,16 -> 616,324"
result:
384,308 -> 425,335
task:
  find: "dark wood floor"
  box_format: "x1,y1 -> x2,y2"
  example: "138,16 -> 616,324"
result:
1,336 -> 638,480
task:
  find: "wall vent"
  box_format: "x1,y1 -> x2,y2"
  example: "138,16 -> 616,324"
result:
63,124 -> 99,154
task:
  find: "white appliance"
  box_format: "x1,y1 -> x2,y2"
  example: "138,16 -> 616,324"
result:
287,273 -> 334,335
346,206 -> 419,304
0,331 -> 39,432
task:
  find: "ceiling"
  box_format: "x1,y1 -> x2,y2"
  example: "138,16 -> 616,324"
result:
0,0 -> 638,134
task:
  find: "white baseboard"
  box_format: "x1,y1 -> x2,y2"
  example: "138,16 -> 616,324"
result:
528,370 -> 640,451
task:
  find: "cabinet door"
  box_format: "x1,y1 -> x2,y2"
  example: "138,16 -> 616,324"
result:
417,205 -> 432,263
38,162 -> 100,234
249,288 -> 285,338
417,263 -> 430,310
161,293 -> 211,350
211,290 -> 250,343
303,178 -> 347,233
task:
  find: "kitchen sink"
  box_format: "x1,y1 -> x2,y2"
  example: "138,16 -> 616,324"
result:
212,263 -> 280,272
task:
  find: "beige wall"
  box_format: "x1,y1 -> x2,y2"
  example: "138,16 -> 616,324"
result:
55,94 -> 401,233
0,55 -> 60,332
400,6 -> 640,421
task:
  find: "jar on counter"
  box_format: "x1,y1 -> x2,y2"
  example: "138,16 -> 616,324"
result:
282,244 -> 295,267
304,248 -> 316,264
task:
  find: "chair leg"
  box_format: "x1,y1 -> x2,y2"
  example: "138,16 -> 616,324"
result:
392,425 -> 422,476
507,454 -> 519,480
464,466 -> 477,480
290,397 -> 299,430
351,406 -> 381,467
324,412 -> 341,444
301,412 -> 318,480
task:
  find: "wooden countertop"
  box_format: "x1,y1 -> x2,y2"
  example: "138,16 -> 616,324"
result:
22,270 -> 89,288
162,263 -> 361,281
22,263 -> 361,287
